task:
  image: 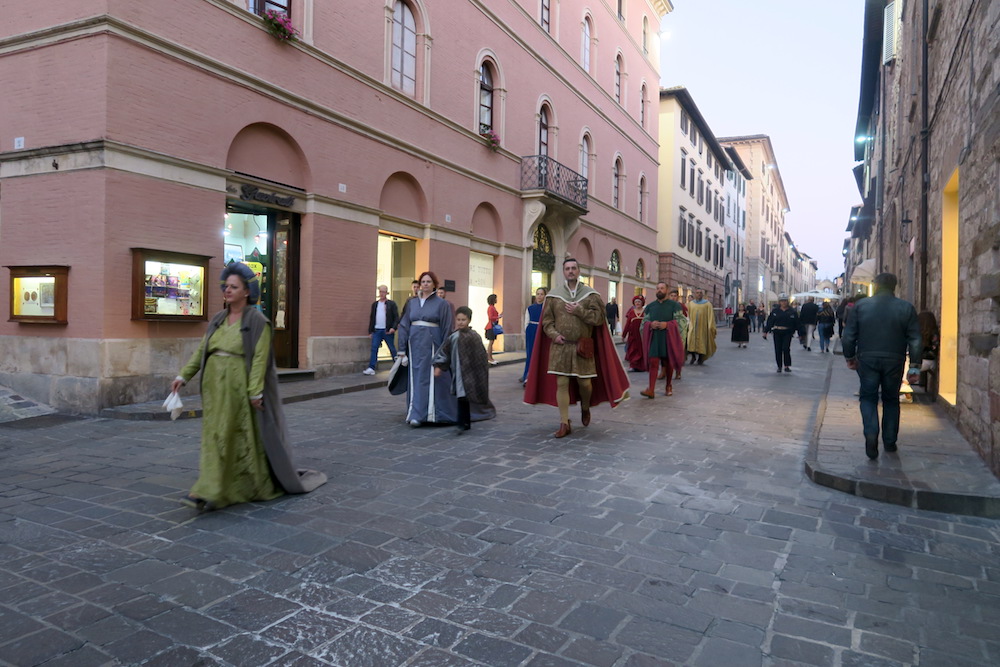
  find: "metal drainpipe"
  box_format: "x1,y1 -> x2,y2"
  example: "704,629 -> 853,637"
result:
919,0 -> 930,311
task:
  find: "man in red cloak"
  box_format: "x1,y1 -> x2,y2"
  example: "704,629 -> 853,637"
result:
523,258 -> 630,437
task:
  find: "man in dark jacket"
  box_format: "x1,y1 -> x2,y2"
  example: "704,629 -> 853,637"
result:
798,297 -> 819,350
365,285 -> 399,375
842,273 -> 921,459
763,294 -> 800,373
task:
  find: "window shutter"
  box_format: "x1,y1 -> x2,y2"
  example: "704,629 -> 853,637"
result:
882,1 -> 898,64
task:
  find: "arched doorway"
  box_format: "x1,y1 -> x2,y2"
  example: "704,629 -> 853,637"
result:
531,223 -> 555,292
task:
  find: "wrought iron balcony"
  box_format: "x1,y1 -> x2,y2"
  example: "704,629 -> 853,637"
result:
520,155 -> 588,211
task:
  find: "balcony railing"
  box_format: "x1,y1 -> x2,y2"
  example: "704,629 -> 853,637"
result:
520,155 -> 588,211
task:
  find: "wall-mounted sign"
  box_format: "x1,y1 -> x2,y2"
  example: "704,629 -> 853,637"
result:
236,184 -> 295,208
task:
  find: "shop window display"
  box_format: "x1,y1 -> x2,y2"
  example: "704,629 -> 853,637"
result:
131,249 -> 210,321
7,266 -> 69,324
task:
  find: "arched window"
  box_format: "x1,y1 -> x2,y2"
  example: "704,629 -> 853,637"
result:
612,158 -> 623,209
635,258 -> 644,280
538,105 -> 550,156
640,84 -> 647,126
638,176 -> 646,222
608,250 -> 621,273
581,16 -> 592,72
580,134 -> 591,184
533,223 -> 555,277
614,56 -> 623,104
642,17 -> 649,53
391,1 -> 416,95
479,62 -> 494,133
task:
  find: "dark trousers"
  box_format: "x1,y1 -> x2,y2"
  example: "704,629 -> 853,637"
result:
457,397 -> 471,429
749,315 -> 758,332
772,330 -> 794,368
857,356 -> 904,446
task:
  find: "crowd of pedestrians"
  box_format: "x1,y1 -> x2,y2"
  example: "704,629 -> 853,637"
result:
168,261 -> 935,513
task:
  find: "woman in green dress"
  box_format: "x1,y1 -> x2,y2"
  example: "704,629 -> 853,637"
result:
171,263 -> 325,511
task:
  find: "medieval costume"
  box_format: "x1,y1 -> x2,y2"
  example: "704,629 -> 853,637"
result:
521,297 -> 544,383
178,303 -> 326,510
433,327 -> 496,429
523,282 -> 630,437
640,298 -> 685,398
622,296 -> 647,372
396,292 -> 458,425
731,308 -> 751,348
686,298 -> 717,364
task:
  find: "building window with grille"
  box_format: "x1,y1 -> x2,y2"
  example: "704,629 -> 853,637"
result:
608,250 -> 621,273
614,56 -> 623,104
680,111 -> 688,133
638,176 -> 646,222
538,105 -> 550,156
580,134 -> 591,188
613,159 -> 623,209
640,84 -> 647,126
678,210 -> 687,246
696,228 -> 703,257
697,173 -> 704,205
688,220 -> 696,252
251,0 -> 290,17
390,1 -> 417,95
680,151 -> 687,189
479,63 -> 494,133
689,162 -> 695,196
541,0 -> 551,32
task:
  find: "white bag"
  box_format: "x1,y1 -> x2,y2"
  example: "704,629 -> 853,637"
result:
162,391 -> 184,421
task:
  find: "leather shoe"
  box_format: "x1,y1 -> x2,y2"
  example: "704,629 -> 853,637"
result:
640,389 -> 655,399
554,422 -> 572,438
865,437 -> 879,459
581,409 -> 591,427
665,386 -> 673,396
884,442 -> 897,453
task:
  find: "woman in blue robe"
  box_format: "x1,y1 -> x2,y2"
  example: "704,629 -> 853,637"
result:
396,271 -> 457,425
521,287 -> 547,384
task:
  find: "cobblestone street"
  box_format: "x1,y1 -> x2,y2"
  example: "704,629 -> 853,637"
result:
1,335 -> 998,666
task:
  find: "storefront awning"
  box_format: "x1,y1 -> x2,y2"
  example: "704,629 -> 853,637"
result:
851,258 -> 877,283
765,290 -> 779,303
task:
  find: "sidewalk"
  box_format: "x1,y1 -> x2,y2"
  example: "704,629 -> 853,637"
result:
38,339 -> 1000,518
806,347 -> 1000,518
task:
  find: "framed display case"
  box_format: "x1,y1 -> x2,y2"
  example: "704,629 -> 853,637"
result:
131,248 -> 211,321
6,265 -> 70,324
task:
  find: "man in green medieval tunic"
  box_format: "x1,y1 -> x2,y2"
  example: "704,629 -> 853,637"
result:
641,282 -> 685,398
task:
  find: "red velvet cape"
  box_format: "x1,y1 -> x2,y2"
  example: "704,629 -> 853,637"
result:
523,320 -> 630,408
640,319 -> 685,371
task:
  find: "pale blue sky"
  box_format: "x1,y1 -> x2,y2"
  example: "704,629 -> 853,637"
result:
659,1 -> 866,280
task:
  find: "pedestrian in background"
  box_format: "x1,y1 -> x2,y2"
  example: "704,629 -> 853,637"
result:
799,296 -> 819,351
171,262 -> 326,511
434,306 -> 495,433
606,297 -> 620,335
746,301 -> 758,332
730,305 -> 750,349
816,301 -> 836,353
763,294 -> 800,373
364,284 -> 398,376
724,304 -> 733,325
621,294 -> 647,372
842,273 -> 921,460
485,293 -> 502,365
756,304 -> 767,334
521,287 -> 547,384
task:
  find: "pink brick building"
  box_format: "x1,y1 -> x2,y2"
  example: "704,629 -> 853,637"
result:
0,0 -> 671,413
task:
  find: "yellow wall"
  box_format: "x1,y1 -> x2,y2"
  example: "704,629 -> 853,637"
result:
939,169 -> 959,404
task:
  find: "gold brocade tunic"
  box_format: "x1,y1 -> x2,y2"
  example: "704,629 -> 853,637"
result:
542,291 -> 606,377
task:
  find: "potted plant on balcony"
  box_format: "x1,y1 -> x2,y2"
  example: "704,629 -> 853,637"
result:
479,126 -> 501,152
262,9 -> 299,42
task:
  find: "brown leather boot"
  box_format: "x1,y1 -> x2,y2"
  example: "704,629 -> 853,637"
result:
581,409 -> 591,427
554,422 -> 572,438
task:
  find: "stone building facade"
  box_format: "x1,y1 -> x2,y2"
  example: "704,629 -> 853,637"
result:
851,0 -> 999,475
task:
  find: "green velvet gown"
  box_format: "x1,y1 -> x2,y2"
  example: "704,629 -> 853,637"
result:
179,318 -> 283,509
